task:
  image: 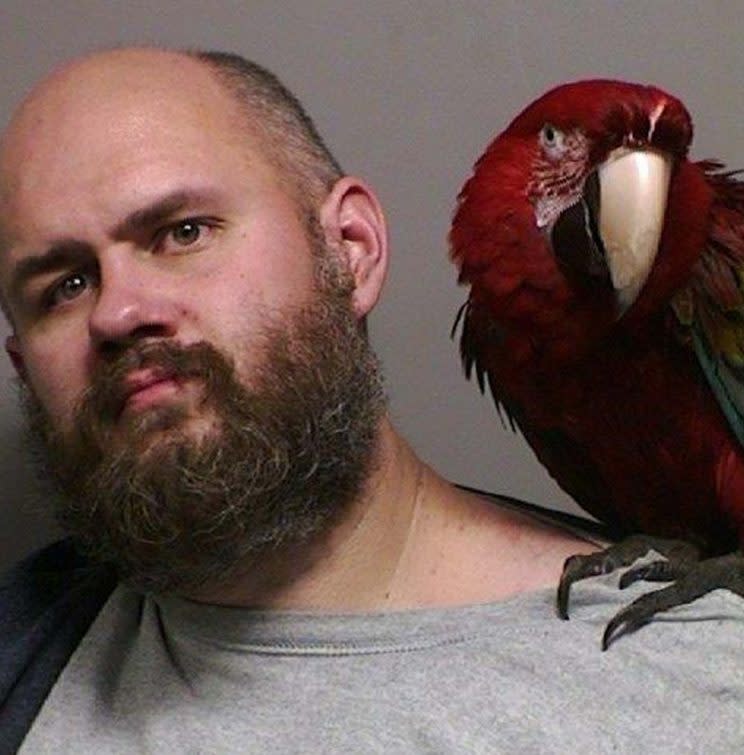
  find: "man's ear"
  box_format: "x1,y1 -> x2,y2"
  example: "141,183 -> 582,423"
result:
6,334 -> 27,382
318,176 -> 389,318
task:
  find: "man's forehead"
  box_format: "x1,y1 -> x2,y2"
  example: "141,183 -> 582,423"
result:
4,49 -> 235,145
0,48 -> 285,273
7,54 -> 272,200
16,48 -> 215,106
0,48 -> 267,207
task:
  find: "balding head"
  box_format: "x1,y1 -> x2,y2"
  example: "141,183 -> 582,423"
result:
0,46 -> 343,236
1,49 -> 247,206
0,47 -> 346,323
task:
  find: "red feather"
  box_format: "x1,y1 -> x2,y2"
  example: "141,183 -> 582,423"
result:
451,80 -> 744,554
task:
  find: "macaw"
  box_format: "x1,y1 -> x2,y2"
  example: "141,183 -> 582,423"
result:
449,79 -> 744,648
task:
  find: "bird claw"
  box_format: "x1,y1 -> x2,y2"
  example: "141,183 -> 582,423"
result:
601,588 -> 671,650
601,555 -> 744,649
557,551 -> 617,619
555,535 -> 742,649
556,534 -> 694,619
602,605 -> 646,651
618,559 -> 682,589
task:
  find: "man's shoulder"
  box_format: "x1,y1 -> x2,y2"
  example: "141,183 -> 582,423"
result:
0,539 -> 113,623
0,537 -> 116,661
402,476 -> 608,606
457,485 -> 618,543
0,539 -> 116,754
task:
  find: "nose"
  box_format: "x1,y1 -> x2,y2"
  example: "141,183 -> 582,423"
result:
88,254 -> 179,354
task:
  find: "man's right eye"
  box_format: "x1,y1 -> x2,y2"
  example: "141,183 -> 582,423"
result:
44,272 -> 90,309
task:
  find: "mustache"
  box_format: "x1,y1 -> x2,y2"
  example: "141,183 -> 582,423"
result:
79,340 -> 237,424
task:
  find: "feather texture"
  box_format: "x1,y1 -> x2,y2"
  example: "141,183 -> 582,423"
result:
451,80 -> 744,553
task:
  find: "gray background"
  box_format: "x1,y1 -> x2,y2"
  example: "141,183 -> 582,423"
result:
0,1 -> 742,571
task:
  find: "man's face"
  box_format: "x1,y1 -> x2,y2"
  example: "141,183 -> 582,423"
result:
0,51 -> 386,592
0,52 -> 321,434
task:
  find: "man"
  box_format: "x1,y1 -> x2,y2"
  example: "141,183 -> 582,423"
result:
0,47 -> 741,753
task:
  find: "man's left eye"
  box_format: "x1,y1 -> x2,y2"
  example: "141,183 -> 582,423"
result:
156,218 -> 218,253
170,220 -> 203,246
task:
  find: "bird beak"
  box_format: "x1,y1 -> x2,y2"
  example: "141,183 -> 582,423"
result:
597,147 -> 673,315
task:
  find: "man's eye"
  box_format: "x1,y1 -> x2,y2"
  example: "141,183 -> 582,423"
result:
157,218 -> 216,252
170,220 -> 202,246
46,273 -> 90,308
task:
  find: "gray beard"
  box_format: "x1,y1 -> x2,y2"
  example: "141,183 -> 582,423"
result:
21,285 -> 386,595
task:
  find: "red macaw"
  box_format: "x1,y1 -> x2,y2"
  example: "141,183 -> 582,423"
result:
449,79 -> 744,648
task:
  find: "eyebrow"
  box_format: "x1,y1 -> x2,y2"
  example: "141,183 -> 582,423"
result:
111,189 -> 208,239
7,187 -> 222,304
7,242 -> 91,303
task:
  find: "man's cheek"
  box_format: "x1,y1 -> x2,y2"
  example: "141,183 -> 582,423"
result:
30,380 -> 84,436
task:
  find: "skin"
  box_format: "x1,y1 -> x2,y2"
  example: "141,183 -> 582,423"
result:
0,48 -> 597,610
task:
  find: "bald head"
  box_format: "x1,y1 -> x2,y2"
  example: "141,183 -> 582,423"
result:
2,49 -> 224,164
0,46 -> 342,238
7,47 -> 218,124
0,46 -> 347,327
1,50 -> 242,198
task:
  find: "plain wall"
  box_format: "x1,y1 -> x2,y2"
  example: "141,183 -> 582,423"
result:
0,0 -> 742,570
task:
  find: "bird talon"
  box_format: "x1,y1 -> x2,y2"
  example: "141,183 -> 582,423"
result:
601,622 -> 620,651
618,565 -> 648,589
601,618 -> 630,651
602,603 -> 650,650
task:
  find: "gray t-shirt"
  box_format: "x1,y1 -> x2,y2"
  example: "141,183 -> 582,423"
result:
20,570 -> 744,753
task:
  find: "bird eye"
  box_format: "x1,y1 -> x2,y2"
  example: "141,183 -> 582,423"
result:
539,123 -> 566,158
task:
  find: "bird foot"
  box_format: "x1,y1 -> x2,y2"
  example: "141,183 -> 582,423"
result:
557,535 -> 700,620
557,535 -> 744,649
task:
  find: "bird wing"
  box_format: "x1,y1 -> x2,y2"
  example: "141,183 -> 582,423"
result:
672,161 -> 744,448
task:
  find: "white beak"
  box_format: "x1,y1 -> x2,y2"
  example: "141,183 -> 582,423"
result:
597,147 -> 673,314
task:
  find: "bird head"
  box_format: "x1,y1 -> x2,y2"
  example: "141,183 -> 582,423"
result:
451,79 -> 705,325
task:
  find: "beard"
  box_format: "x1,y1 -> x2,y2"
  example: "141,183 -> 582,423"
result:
21,268 -> 386,595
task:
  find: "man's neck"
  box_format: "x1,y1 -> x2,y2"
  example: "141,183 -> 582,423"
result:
180,418 -> 599,612
181,417 -> 427,610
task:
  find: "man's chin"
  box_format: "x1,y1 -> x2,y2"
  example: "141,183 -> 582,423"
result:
115,404 -> 220,452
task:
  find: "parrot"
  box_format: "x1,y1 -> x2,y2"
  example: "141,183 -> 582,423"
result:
449,79 -> 744,649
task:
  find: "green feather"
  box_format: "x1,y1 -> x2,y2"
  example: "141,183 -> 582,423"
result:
692,326 -> 744,448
